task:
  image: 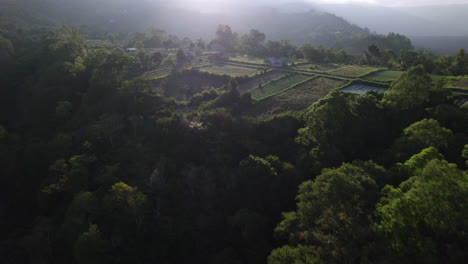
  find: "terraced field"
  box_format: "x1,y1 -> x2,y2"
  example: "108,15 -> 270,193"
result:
341,84 -> 388,94
249,77 -> 347,118
294,63 -> 340,72
363,70 -> 403,82
451,78 -> 468,89
143,67 -> 172,80
198,64 -> 262,77
228,55 -> 267,65
431,74 -> 448,84
249,74 -> 311,100
329,66 -> 380,78
238,71 -> 287,91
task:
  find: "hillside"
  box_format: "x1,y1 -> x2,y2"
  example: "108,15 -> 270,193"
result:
0,0 -> 412,53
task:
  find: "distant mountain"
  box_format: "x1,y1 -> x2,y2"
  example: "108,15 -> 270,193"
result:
0,0 -> 412,53
319,3 -> 468,37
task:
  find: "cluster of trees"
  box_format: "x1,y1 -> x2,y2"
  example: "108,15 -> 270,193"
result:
270,66 -> 468,263
363,45 -> 468,75
0,23 -> 467,264
209,25 -> 412,66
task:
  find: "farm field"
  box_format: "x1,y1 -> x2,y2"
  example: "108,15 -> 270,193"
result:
294,63 -> 340,72
341,84 -> 388,94
249,77 -> 347,118
228,55 -> 267,65
450,77 -> 468,89
238,71 -> 287,91
363,70 -> 403,82
143,67 -> 172,79
430,74 -> 448,84
249,74 -> 311,100
328,66 -> 380,77
198,64 -> 263,77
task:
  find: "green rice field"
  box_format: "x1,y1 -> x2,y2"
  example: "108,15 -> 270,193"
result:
363,70 -> 403,82
329,66 -> 380,77
249,74 -> 312,100
198,64 -> 263,77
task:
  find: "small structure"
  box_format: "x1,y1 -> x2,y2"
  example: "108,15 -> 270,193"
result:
126,48 -> 138,53
265,57 -> 288,67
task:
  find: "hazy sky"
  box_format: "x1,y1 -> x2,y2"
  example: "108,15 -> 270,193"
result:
171,0 -> 468,7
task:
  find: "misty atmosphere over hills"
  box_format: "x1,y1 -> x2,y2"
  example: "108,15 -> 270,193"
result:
2,0 -> 468,53
1,0 -> 467,263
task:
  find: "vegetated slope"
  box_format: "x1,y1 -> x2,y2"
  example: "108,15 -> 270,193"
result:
249,77 -> 347,118
162,70 -> 231,99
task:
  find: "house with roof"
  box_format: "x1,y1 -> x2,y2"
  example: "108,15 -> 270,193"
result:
126,48 -> 138,53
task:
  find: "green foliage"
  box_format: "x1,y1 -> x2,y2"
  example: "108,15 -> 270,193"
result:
375,159 -> 468,263
268,245 -> 319,264
73,224 -> 111,264
2,15 -> 468,264
106,182 -> 147,211
403,118 -> 453,150
273,162 -> 381,263
384,65 -> 434,109
104,182 -> 148,231
402,147 -> 445,172
389,119 -> 454,163
0,34 -> 14,55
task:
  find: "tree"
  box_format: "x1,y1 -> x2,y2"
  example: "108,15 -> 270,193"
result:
389,119 -> 454,162
73,224 -> 111,264
272,162 -> 382,263
240,29 -> 266,56
176,48 -> 187,66
375,159 -> 468,263
384,65 -> 433,109
104,182 -> 148,231
268,245 -> 319,264
403,118 -> 453,151
301,44 -> 325,62
214,25 -> 237,51
452,48 -> 468,75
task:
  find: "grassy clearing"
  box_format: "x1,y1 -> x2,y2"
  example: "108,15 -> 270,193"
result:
446,77 -> 468,90
229,55 -> 267,65
238,71 -> 287,91
430,74 -> 448,84
143,67 -> 172,80
452,78 -> 468,88
294,63 -> 340,72
249,74 -> 311,100
328,66 -> 380,77
249,77 -> 347,119
198,64 -> 263,77
363,70 -> 403,82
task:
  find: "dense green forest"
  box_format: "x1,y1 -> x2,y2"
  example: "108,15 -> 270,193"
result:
0,2 -> 467,264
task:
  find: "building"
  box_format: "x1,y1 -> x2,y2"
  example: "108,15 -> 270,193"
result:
126,48 -> 138,53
